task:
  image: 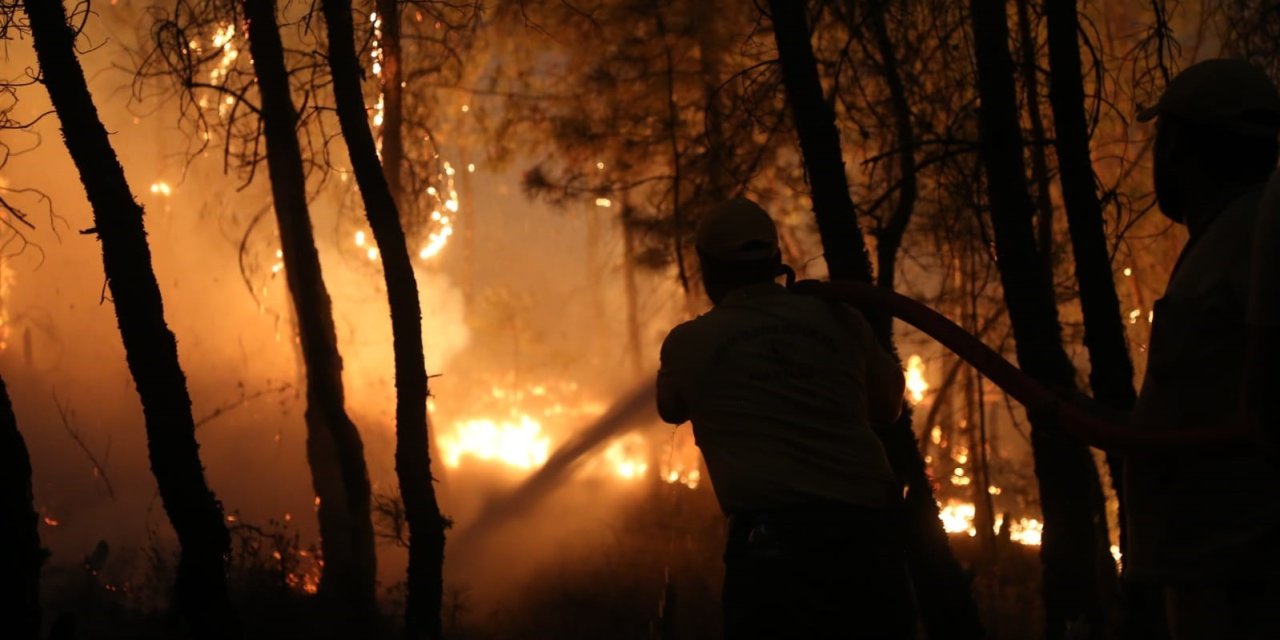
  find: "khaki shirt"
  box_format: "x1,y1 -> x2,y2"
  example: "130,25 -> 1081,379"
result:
658,283 -> 897,514
1127,184 -> 1280,582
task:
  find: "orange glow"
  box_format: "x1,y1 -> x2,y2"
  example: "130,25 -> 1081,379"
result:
905,354 -> 929,403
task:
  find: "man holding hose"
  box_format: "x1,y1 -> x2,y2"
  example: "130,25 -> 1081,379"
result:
656,198 -> 913,639
1031,59 -> 1280,638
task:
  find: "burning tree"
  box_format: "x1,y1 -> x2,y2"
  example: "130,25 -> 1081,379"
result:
16,0 -> 238,636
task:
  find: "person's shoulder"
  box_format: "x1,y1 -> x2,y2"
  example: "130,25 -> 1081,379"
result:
660,316 -> 707,352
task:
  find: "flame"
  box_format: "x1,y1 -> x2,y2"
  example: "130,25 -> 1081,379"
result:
436,381 -> 656,483
283,550 -> 322,595
1008,517 -> 1043,546
938,499 -> 976,537
936,499 -> 1048,548
905,354 -> 928,403
439,414 -> 550,470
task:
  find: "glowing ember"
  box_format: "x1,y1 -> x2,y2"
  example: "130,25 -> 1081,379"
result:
602,433 -> 649,480
208,24 -> 240,115
149,181 -> 172,196
595,197 -> 613,208
905,354 -> 929,403
42,516 -> 60,527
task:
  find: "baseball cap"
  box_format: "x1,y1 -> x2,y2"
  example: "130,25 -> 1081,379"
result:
1137,58 -> 1280,137
695,197 -> 780,262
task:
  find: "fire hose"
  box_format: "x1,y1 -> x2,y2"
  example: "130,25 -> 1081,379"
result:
789,279 -> 1256,453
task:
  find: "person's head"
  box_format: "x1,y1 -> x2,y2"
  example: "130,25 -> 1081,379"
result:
694,198 -> 790,305
1140,59 -> 1280,225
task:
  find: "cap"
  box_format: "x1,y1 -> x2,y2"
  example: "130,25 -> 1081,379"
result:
694,197 -> 780,262
1137,58 -> 1280,137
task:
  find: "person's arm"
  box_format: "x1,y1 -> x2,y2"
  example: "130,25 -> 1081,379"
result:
835,304 -> 905,425
865,338 -> 906,425
656,330 -> 690,425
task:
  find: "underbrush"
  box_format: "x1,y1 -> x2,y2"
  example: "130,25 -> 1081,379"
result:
38,487 -> 1048,639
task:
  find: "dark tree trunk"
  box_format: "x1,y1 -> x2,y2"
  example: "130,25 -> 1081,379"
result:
320,0 -> 448,637
1044,0 -> 1137,433
1013,0 -> 1059,268
865,0 -> 917,299
1044,0 -> 1142,631
695,0 -> 732,203
375,0 -> 405,211
242,0 -> 378,625
969,0 -> 1114,637
766,0 -> 869,284
23,1 -> 236,636
768,2 -> 985,637
0,373 -> 42,639
621,201 -> 645,376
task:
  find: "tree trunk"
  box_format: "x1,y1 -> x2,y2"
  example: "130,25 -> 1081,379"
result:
864,0 -> 917,300
767,2 -> 985,637
1043,0 -> 1142,632
969,0 -> 1114,636
242,0 -> 378,625
375,0 -> 405,212
319,0 -> 447,637
0,373 -> 42,639
23,1 -> 236,636
621,200 -> 645,376
695,0 -> 733,204
1013,0 -> 1059,268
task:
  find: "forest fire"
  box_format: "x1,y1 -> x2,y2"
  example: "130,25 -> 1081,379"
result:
5,0 -> 1268,638
435,382 -> 666,484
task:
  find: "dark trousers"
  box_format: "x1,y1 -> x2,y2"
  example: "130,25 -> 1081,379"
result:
722,503 -> 915,639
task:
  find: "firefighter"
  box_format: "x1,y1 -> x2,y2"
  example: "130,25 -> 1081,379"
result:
656,198 -> 913,639
1124,58 -> 1280,637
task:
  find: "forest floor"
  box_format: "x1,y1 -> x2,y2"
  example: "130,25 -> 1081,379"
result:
40,481 -> 1046,639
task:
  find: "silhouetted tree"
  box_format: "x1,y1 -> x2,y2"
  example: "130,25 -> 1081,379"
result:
376,0 -> 405,211
969,0 -> 1115,636
320,0 -> 448,636
0,372 -> 41,640
1044,0 -> 1153,632
242,0 -> 377,626
767,1 -> 985,637
22,0 -> 236,636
